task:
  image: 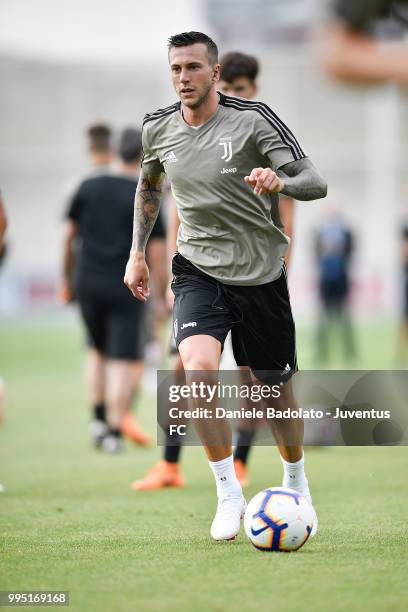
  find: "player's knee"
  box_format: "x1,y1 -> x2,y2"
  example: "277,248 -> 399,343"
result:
178,336 -> 221,371
181,355 -> 217,371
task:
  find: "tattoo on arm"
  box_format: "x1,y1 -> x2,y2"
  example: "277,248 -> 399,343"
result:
277,158 -> 328,201
132,170 -> 165,252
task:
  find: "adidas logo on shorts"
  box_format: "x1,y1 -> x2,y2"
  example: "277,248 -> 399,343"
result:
281,363 -> 291,375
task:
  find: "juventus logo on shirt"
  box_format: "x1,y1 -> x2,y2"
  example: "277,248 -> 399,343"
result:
219,137 -> 233,163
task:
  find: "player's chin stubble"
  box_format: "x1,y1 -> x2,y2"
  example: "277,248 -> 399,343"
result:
181,84 -> 212,109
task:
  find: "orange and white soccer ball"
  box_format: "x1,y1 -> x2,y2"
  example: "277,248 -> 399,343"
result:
244,487 -> 314,552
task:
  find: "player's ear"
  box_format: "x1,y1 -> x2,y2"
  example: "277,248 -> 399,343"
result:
212,63 -> 221,83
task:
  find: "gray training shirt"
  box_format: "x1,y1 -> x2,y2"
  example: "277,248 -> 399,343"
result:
142,92 -> 306,286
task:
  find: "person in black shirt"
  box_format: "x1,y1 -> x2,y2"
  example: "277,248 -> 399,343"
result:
0,190 -> 7,259
0,190 -> 7,425
397,225 -> 408,360
322,0 -> 408,84
61,128 -> 155,452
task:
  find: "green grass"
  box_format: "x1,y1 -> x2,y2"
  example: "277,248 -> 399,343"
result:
0,321 -> 407,611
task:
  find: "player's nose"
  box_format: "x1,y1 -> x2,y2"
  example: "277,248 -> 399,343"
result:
180,69 -> 191,83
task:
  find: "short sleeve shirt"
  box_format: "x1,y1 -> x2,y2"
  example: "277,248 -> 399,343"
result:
142,93 -> 306,285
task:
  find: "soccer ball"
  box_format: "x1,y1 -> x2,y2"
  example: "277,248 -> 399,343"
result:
244,487 -> 314,552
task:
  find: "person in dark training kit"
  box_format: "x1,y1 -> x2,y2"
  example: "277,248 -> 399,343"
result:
0,189 -> 8,425
60,123 -> 115,305
61,128 -> 154,452
315,211 -> 356,363
125,32 -> 327,540
397,225 -> 408,361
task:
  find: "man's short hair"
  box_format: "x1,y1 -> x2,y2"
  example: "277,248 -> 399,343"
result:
87,123 -> 112,153
220,52 -> 259,83
168,31 -> 219,64
119,127 -> 142,163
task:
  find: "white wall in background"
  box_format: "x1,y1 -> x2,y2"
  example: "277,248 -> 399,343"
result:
0,0 -> 208,64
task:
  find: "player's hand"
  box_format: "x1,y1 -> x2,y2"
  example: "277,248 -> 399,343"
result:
58,281 -> 73,304
124,252 -> 150,301
244,167 -> 285,196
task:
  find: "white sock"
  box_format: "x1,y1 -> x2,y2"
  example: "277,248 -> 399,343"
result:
281,454 -> 309,493
209,455 -> 242,499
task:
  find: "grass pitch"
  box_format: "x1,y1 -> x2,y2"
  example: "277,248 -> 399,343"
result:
1,321 -> 408,612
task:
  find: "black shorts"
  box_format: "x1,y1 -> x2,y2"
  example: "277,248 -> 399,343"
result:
171,253 -> 297,382
76,277 -> 147,360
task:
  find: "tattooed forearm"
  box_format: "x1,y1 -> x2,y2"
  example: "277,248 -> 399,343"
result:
132,170 -> 165,253
278,158 -> 327,201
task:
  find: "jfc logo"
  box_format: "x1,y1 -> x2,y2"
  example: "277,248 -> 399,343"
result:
219,137 -> 233,163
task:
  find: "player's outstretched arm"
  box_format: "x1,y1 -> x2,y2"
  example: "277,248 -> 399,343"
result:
245,159 -> 327,201
277,158 -> 327,201
124,169 -> 165,301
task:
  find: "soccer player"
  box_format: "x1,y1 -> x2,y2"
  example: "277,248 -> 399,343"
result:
132,50 -> 296,491
0,190 -> 7,424
62,127 -> 152,452
315,211 -> 356,362
125,32 -> 327,540
60,123 -> 114,434
0,192 -> 7,248
397,225 -> 408,360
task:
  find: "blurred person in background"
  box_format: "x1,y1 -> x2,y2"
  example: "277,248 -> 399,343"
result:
0,191 -> 7,257
61,127 -> 152,453
315,210 -> 356,363
0,190 -> 8,424
322,0 -> 408,85
131,50 -> 297,491
86,123 -> 115,172
59,123 -> 115,306
78,124 -> 168,367
397,224 -> 408,360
